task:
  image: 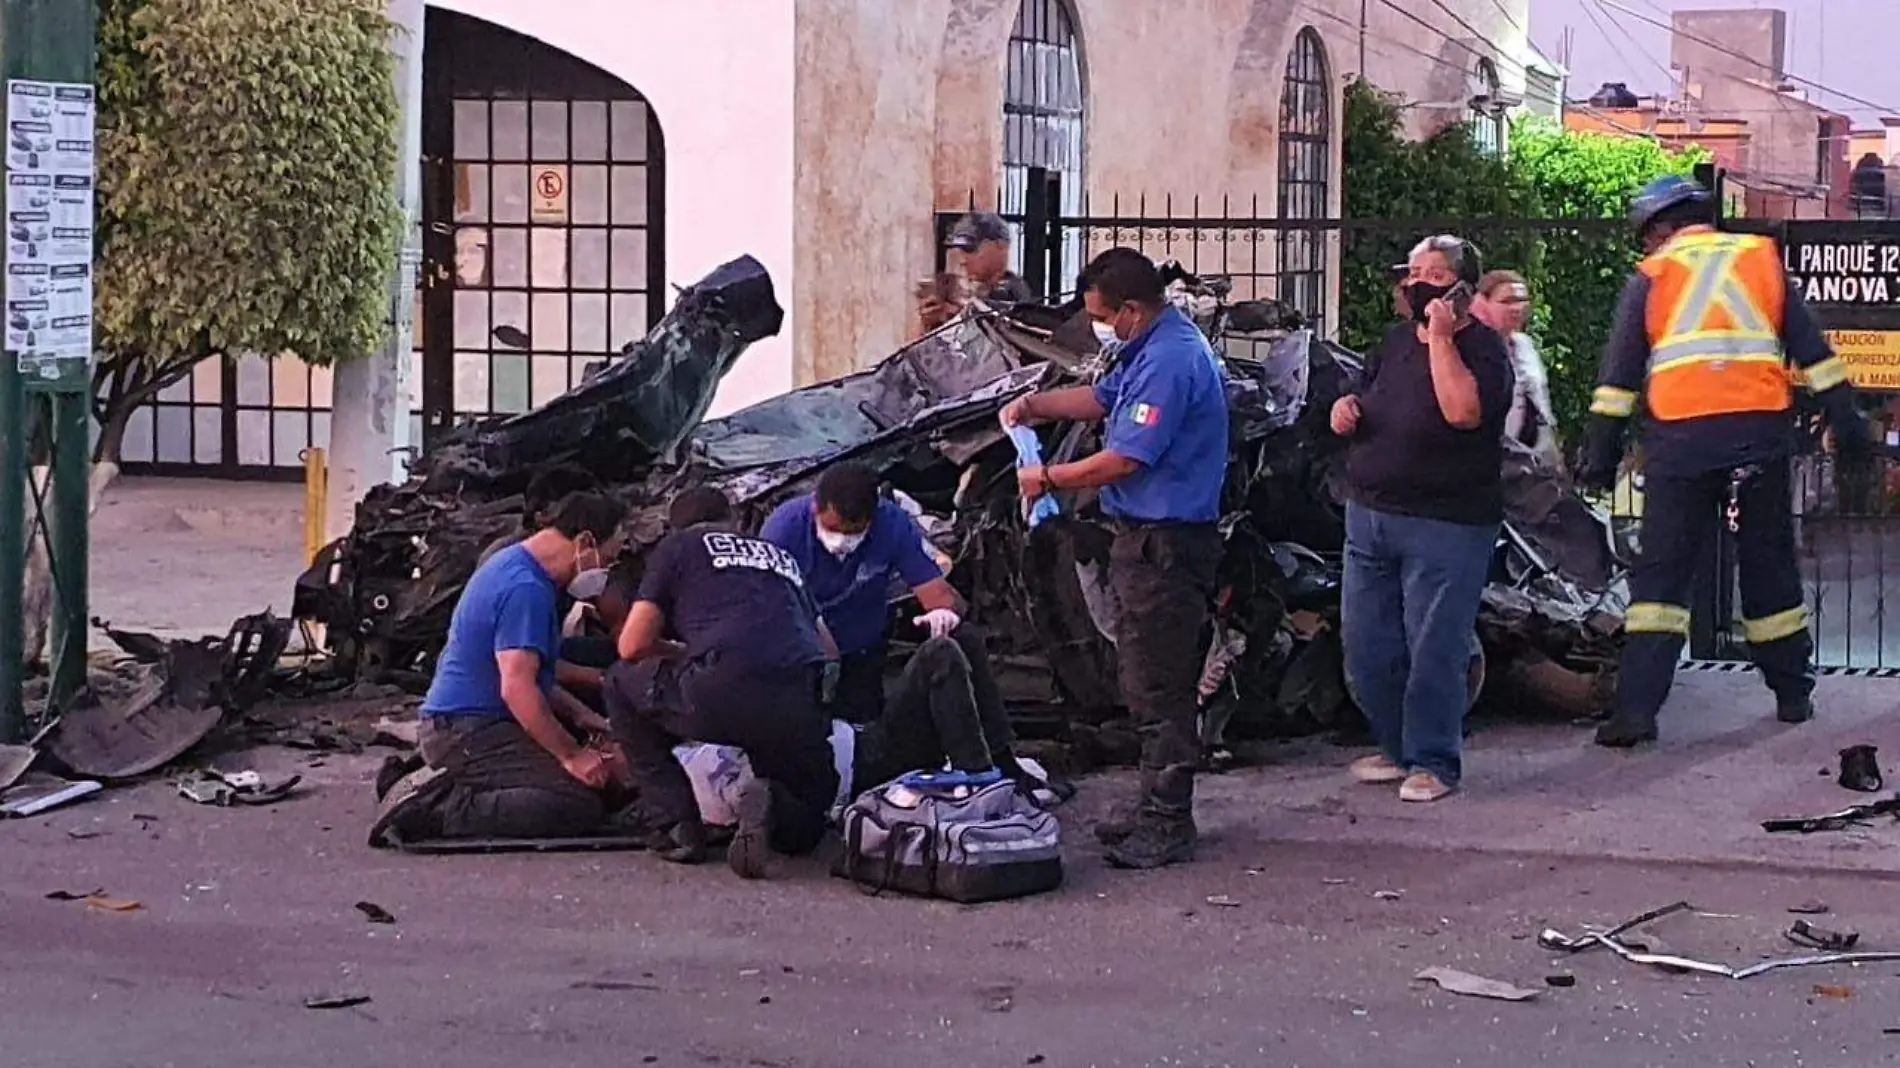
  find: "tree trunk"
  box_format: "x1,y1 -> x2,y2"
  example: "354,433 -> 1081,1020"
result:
19,459 -> 121,671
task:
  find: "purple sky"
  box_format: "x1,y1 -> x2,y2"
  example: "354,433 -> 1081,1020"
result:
1531,0 -> 1897,126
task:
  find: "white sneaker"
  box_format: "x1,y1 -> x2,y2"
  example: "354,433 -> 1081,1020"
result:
1399,770 -> 1454,803
1349,755 -> 1407,784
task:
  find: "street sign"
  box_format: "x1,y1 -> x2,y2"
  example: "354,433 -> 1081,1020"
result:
1782,227 -> 1900,307
1820,329 -> 1900,391
531,164 -> 568,224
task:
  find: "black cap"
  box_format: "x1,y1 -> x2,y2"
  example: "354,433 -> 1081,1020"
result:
946,212 -> 1011,252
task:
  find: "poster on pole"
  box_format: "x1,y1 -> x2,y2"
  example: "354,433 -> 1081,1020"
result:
4,79 -> 94,381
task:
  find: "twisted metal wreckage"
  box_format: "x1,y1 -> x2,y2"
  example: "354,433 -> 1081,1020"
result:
293,255 -> 1629,764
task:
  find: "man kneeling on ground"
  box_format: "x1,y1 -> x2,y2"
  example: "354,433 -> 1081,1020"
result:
371,491 -> 629,845
604,487 -> 840,879
759,461 -> 1040,789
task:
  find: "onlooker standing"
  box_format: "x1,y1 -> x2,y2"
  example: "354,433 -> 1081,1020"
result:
1473,270 -> 1563,469
1331,235 -> 1514,803
918,212 -> 1038,332
1004,248 -> 1228,868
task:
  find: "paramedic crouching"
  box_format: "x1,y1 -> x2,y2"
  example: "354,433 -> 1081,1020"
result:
1002,247 -> 1229,870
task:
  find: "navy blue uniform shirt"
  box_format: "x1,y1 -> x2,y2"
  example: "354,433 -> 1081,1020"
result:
759,495 -> 943,658
637,524 -> 828,671
1089,305 -> 1230,524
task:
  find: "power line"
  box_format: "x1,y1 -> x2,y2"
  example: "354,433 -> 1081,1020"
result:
1593,0 -> 1900,117
1585,0 -> 1675,93
1370,0 -> 1530,83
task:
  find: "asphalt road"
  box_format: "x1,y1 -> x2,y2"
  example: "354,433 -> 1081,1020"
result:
7,673 -> 1900,1068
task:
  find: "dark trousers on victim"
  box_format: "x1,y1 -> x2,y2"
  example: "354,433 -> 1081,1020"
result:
1619,457 -> 1814,722
605,654 -> 837,856
418,717 -> 606,840
1110,523 -> 1221,816
851,628 -> 1011,789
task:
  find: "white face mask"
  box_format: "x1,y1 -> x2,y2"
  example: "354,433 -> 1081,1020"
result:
817,525 -> 866,558
1092,322 -> 1120,350
567,567 -> 610,600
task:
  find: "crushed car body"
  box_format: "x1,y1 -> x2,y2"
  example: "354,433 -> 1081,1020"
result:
294,255 -> 1626,756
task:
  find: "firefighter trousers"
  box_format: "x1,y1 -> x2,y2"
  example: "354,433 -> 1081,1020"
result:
1618,456 -> 1815,723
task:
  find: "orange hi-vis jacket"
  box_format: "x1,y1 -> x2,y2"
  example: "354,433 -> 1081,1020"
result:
1635,230 -> 1794,421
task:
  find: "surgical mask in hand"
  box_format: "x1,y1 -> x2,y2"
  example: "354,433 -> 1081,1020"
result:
817,527 -> 866,558
567,568 -> 610,600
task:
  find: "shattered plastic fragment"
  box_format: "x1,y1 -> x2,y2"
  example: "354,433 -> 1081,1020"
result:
304,994 -> 372,1010
354,901 -> 397,925
1414,967 -> 1540,1002
1788,920 -> 1859,952
1764,798 -> 1900,834
84,895 -> 143,913
1205,895 -> 1242,908
1839,745 -> 1884,793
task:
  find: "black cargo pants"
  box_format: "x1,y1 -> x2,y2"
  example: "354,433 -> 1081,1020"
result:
852,631 -> 1006,789
605,653 -> 837,856
1110,522 -> 1222,814
1619,456 -> 1815,721
418,717 -> 606,840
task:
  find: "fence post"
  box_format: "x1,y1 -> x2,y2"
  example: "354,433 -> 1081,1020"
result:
1022,166 -> 1052,299
1043,170 -> 1065,297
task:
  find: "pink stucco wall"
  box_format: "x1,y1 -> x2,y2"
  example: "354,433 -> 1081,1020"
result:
426,0 -> 798,416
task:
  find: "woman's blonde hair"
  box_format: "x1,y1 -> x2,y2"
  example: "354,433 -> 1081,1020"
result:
1478,269 -> 1527,299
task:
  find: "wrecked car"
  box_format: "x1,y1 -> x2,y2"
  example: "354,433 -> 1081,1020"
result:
294,254 -> 1626,761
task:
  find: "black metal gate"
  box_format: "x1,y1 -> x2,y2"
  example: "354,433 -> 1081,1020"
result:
418,9 -> 666,452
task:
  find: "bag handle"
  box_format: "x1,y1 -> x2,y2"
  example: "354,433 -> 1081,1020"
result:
843,806 -> 932,898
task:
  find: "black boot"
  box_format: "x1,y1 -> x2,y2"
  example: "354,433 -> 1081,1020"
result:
648,817 -> 709,865
1103,766 -> 1197,870
375,753 -> 425,801
1776,695 -> 1815,724
1593,710 -> 1659,748
1093,769 -> 1158,846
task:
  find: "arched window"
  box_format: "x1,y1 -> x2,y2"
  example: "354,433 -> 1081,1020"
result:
1471,57 -> 1504,156
1003,0 -> 1085,292
1277,28 -> 1331,328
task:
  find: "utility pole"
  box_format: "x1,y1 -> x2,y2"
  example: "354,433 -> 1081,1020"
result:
1358,0 -> 1368,77
325,0 -> 422,543
1,0 -> 97,743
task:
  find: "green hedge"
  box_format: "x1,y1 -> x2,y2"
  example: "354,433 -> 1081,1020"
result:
1340,80 -> 1704,440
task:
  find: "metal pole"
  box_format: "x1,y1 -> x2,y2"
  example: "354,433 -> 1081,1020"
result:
0,282 -> 21,742
1,0 -> 98,740
1359,0 -> 1368,76
46,389 -> 87,704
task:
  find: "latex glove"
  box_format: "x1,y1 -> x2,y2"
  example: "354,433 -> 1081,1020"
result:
915,608 -> 962,641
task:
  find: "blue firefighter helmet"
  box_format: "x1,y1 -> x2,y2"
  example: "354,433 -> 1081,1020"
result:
1630,175 -> 1712,238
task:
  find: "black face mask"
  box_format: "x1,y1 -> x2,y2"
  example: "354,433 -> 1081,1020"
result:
1404,280 -> 1455,323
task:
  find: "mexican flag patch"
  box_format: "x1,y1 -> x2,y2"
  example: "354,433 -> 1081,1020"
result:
1129,402 -> 1159,427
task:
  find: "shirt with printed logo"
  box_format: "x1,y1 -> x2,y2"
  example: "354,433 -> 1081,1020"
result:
636,524 -> 828,670
1089,305 -> 1230,524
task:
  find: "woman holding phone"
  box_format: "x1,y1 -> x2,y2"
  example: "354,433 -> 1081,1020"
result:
1328,235 -> 1515,802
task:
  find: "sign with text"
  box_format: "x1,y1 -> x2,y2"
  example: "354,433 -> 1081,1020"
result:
1784,237 -> 1900,306
1822,329 -> 1900,391
530,164 -> 568,224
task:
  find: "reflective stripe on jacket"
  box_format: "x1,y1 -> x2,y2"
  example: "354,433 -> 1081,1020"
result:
1638,231 -> 1790,421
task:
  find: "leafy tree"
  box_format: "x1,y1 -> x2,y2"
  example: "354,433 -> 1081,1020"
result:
1506,117 -> 1704,434
1339,82 -> 1705,440
91,0 -> 403,465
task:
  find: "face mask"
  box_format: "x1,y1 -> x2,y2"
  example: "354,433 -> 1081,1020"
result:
817,525 -> 865,558
567,567 -> 610,601
1404,280 -> 1453,323
1092,322 -> 1121,350
565,538 -> 603,597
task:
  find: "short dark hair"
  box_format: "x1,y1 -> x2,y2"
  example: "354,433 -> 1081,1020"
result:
1083,248 -> 1165,308
524,464 -> 600,520
543,491 -> 626,542
814,462 -> 881,525
667,486 -> 733,529
602,567 -> 640,604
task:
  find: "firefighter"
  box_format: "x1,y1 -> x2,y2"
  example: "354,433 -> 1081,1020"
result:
1577,175 -> 1871,747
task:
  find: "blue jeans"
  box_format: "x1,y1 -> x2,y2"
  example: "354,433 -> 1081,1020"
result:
1341,503 -> 1497,787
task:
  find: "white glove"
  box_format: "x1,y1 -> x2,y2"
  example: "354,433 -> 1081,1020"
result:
915,608 -> 962,641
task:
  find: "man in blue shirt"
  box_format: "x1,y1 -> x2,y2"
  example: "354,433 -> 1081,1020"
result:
759,462 -> 1027,786
370,491 -> 629,846
1003,247 -> 1229,870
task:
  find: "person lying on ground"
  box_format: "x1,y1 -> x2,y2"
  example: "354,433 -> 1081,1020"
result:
604,486 -> 841,880
759,461 -> 1045,790
371,491 -> 631,846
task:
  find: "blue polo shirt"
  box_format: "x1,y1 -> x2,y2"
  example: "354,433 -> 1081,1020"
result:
422,544 -> 560,719
759,495 -> 943,657
1090,306 -> 1229,523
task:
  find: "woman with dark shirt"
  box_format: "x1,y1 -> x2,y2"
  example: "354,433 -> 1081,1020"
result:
1330,235 -> 1515,802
